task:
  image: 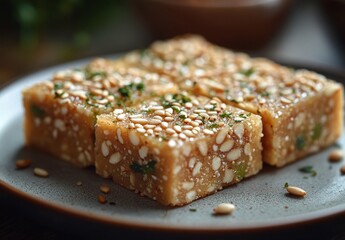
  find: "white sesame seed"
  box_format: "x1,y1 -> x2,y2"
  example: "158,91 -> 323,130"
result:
164,117 -> 174,122
113,109 -> 123,114
192,129 -> 199,135
182,125 -> 193,130
147,129 -> 154,135
192,162 -> 202,176
220,139 -> 234,152
109,152 -> 121,165
190,121 -> 199,127
129,114 -> 143,118
161,122 -> 169,128
179,133 -> 187,139
244,143 -> 251,156
186,191 -> 196,202
139,146 -> 149,159
227,148 -> 241,161
117,128 -> 124,144
131,118 -> 148,124
129,123 -> 135,129
166,108 -> 173,114
154,126 -> 162,132
149,119 -> 162,125
185,102 -> 193,109
184,118 -> 192,123
216,128 -> 228,144
34,168 -> 49,177
213,203 -> 235,215
203,129 -> 214,135
234,123 -> 244,139
194,109 -> 206,113
135,124 -> 143,129
116,114 -> 126,121
223,169 -> 234,183
144,124 -> 155,129
168,139 -> 177,147
286,186 -> 307,197
153,115 -> 163,120
166,128 -> 176,135
183,130 -> 194,137
205,104 -> 214,110
136,128 -> 146,133
280,97 -> 292,104
173,125 -> 182,133
212,157 -> 221,171
154,110 -> 165,116
197,140 -> 208,156
101,141 -> 109,157
149,105 -> 164,110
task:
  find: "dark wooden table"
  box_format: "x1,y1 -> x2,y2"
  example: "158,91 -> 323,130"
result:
1,1 -> 345,239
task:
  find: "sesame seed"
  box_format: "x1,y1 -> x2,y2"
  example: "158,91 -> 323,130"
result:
227,148 -> 241,161
129,114 -> 143,118
194,109 -> 206,113
144,124 -> 156,129
147,129 -> 154,135
173,125 -> 182,133
154,126 -> 163,132
150,105 -> 164,110
203,129 -> 214,135
190,121 -> 199,127
135,124 -> 143,129
280,97 -> 292,104
131,118 -> 148,124
116,114 -> 126,121
15,159 -> 32,169
149,119 -> 162,125
76,181 -> 82,186
98,195 -> 107,204
166,128 -> 176,135
286,186 -> 307,197
154,110 -> 165,116
179,133 -> 187,139
329,149 -> 343,162
161,122 -> 169,128
136,128 -> 146,133
164,117 -> 174,122
183,130 -> 194,137
153,116 -> 163,120
184,118 -> 192,123
213,203 -> 235,215
100,185 -> 111,194
33,167 -> 49,177
185,102 -> 193,109
182,125 -> 193,130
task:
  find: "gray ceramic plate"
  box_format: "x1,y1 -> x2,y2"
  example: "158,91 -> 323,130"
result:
0,57 -> 344,232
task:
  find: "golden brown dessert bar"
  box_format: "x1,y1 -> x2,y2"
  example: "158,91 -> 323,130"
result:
95,93 -> 263,206
22,59 -> 178,166
117,35 -> 343,167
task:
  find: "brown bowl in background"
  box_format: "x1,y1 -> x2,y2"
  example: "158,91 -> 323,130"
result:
132,0 -> 295,50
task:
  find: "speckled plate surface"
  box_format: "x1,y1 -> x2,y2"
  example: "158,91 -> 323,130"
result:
0,57 -> 345,232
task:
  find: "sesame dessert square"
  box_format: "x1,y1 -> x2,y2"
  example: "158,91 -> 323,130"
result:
118,35 -> 344,167
95,93 -> 263,206
22,59 -> 178,167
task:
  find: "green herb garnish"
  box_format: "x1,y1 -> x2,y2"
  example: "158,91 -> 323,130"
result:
30,105 -> 45,118
235,163 -> 246,181
312,123 -> 322,140
189,208 -> 197,212
130,160 -> 157,174
299,166 -> 317,177
284,182 -> 289,188
239,68 -> 255,77
118,86 -> 131,98
260,91 -> 270,97
296,135 -> 305,150
208,123 -> 219,129
136,82 -> 145,92
220,111 -> 232,118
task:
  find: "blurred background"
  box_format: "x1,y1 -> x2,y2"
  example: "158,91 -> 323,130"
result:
0,0 -> 345,87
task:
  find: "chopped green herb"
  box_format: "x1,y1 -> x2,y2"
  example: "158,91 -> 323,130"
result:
172,93 -> 191,104
299,166 -> 317,177
239,68 -> 255,77
136,82 -> 145,92
208,123 -> 219,129
85,69 -> 107,79
239,113 -> 249,119
118,86 -> 131,98
312,123 -> 322,140
284,182 -> 289,188
260,91 -> 270,97
172,106 -> 181,113
130,160 -> 157,174
54,82 -> 63,90
125,107 -> 136,114
220,111 -> 232,118
179,115 -> 186,120
235,163 -> 246,181
189,208 -> 197,212
296,135 -> 305,150
30,105 -> 45,118
140,49 -> 148,58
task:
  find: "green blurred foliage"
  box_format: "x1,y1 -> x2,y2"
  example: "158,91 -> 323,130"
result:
1,0 -> 124,51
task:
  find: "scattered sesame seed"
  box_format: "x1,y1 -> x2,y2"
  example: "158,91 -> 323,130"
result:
286,186 -> 307,197
33,167 -> 49,177
100,185 -> 111,194
329,149 -> 343,162
15,159 -> 32,169
213,203 -> 235,215
76,181 -> 83,186
98,195 -> 107,204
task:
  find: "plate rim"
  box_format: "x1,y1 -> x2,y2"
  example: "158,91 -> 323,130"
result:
1,55 -> 345,233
